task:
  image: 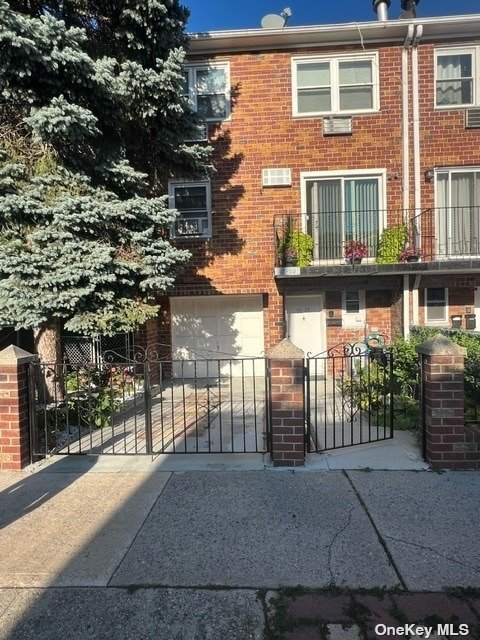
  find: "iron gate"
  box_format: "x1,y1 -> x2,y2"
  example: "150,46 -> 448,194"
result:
305,343 -> 394,452
29,353 -> 269,458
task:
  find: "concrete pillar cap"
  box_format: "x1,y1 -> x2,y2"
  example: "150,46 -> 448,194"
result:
416,334 -> 467,357
267,338 -> 304,359
0,345 -> 38,365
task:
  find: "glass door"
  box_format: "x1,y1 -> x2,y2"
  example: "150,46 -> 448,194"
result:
306,176 -> 380,262
436,169 -> 480,258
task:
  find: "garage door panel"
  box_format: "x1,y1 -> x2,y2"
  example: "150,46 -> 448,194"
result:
171,295 -> 265,378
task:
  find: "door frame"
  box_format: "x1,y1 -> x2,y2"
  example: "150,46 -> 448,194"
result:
284,293 -> 327,358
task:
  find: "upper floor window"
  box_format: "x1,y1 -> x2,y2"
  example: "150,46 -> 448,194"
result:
169,181 -> 211,239
183,62 -> 230,121
292,53 -> 379,117
435,47 -> 478,107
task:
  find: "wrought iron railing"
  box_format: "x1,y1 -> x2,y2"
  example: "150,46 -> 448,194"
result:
274,207 -> 480,268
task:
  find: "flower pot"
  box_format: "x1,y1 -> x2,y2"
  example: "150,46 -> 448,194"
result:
285,257 -> 297,266
406,255 -> 420,263
349,257 -> 362,265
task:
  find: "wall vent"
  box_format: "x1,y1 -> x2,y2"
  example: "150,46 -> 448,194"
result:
465,109 -> 480,129
262,168 -> 292,187
323,116 -> 353,136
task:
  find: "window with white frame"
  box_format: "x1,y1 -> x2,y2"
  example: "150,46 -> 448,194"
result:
342,290 -> 366,327
425,288 -> 448,324
169,181 -> 211,239
292,53 -> 379,117
302,170 -> 385,262
435,167 -> 480,258
183,63 -> 230,121
435,47 -> 478,107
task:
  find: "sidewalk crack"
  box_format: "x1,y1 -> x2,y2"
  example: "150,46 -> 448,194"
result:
327,504 -> 356,584
384,535 -> 480,574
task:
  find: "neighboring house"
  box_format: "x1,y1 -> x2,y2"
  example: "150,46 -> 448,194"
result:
151,3 -> 480,368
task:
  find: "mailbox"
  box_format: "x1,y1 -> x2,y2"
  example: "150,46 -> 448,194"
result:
451,315 -> 462,329
465,314 -> 476,331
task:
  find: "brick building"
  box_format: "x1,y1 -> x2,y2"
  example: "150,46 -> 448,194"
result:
153,3 -> 480,367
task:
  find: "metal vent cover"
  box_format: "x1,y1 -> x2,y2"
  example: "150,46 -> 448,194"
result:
465,109 -> 480,129
262,168 -> 292,187
323,116 -> 353,136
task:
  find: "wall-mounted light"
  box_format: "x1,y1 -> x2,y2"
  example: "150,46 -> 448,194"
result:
424,169 -> 434,182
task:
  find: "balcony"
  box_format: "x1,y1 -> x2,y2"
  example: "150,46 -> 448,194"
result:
274,208 -> 480,277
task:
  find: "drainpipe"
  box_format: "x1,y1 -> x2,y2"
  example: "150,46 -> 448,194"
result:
412,275 -> 421,326
401,25 -> 415,339
412,25 -> 423,217
402,24 -> 415,213
403,274 -> 410,339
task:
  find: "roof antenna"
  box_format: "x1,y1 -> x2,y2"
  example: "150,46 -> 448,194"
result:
261,7 -> 292,29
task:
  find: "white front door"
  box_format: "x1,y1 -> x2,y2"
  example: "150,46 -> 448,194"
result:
285,295 -> 325,358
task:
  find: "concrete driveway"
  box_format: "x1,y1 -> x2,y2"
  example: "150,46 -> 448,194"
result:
0,459 -> 479,638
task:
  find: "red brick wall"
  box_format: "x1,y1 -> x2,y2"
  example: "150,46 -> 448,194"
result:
163,38 -> 480,356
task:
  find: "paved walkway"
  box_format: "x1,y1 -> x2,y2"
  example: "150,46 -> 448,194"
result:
0,460 -> 478,639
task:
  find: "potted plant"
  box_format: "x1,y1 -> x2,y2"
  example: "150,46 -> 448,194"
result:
344,240 -> 368,265
284,247 -> 298,266
399,247 -> 421,263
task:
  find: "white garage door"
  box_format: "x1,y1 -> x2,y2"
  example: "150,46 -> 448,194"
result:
171,295 -> 265,377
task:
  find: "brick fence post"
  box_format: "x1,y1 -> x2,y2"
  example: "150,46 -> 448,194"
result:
267,339 -> 305,467
0,345 -> 37,470
417,335 -> 480,470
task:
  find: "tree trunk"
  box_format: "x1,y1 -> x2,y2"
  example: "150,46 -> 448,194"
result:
33,320 -> 64,404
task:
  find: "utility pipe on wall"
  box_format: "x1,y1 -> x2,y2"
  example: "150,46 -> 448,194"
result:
412,25 -> 423,216
402,24 -> 415,213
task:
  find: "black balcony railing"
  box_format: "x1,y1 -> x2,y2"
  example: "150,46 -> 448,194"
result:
274,207 -> 480,268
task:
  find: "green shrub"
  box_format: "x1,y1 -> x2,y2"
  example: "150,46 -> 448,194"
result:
376,225 -> 407,264
284,230 -> 314,267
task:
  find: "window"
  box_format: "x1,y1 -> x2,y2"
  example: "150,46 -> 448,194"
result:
292,53 -> 379,117
302,170 -> 385,262
435,168 -> 480,258
183,63 -> 230,121
342,290 -> 366,327
435,47 -> 479,107
169,181 -> 211,239
425,288 -> 448,324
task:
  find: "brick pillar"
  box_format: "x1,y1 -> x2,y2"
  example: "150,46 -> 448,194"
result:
417,335 -> 479,470
0,345 -> 37,470
267,339 -> 305,467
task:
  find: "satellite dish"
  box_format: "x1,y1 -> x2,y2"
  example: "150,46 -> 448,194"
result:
261,7 -> 292,29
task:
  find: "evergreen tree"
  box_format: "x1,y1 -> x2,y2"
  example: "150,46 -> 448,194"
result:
0,1 -> 210,378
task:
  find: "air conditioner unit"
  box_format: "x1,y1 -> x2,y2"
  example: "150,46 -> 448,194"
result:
465,109 -> 480,129
323,116 -> 353,136
262,168 -> 292,187
185,123 -> 209,142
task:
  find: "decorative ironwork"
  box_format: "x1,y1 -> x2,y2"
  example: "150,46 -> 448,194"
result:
305,344 -> 394,452
29,357 -> 268,458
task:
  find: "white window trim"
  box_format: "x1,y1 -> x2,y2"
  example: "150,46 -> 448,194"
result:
434,166 -> 480,260
291,52 -> 380,118
300,168 -> 387,265
434,46 -> 478,110
184,61 -> 231,122
342,290 -> 366,328
168,180 -> 212,240
424,287 -> 449,325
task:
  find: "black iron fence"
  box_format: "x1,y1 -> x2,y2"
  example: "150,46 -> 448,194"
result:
305,343 -> 394,452
29,356 -> 268,458
274,207 -> 480,268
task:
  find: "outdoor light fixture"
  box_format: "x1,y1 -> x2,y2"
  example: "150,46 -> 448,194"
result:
424,169 -> 434,182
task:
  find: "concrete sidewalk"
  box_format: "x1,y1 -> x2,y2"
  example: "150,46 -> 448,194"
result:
0,459 -> 478,638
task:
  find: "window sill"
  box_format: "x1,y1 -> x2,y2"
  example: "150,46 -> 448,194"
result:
171,235 -> 212,241
292,110 -> 380,119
